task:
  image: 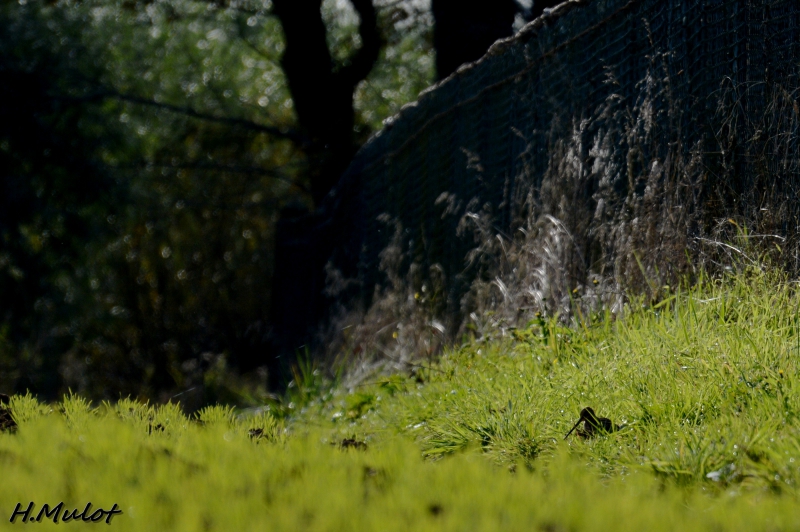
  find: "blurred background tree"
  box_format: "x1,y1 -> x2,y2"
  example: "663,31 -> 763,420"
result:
0,0 -> 544,406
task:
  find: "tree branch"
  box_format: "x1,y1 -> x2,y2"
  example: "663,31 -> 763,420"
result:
111,91 -> 310,146
114,160 -> 311,194
61,88 -> 310,146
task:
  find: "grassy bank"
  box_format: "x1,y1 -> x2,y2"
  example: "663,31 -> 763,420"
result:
3,269 -> 800,530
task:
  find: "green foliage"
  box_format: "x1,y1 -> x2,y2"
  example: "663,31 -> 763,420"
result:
0,0 -> 433,400
195,404 -> 237,426
59,393 -> 95,431
270,348 -> 338,419
302,270 -> 800,492
344,391 -> 376,419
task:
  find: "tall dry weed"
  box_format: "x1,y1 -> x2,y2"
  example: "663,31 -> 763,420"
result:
321,215 -> 449,388
461,49 -> 697,333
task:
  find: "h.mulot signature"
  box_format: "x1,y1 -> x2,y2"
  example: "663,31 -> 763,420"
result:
9,502 -> 122,524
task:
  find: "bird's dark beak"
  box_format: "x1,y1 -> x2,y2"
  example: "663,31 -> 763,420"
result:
564,418 -> 582,440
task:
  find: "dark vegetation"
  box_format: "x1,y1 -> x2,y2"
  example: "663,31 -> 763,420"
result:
1,0 -> 548,404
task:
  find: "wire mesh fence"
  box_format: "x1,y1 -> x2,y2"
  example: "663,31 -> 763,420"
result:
304,0 -> 800,325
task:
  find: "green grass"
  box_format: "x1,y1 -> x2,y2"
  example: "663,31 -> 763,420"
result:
4,269 -> 800,530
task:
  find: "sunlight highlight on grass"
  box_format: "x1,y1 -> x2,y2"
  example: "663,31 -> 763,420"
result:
3,270 -> 800,530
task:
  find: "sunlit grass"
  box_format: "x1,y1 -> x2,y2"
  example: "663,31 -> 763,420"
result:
4,269 -> 800,530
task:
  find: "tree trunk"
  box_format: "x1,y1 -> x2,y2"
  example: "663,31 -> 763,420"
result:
272,0 -> 381,206
269,0 -> 382,385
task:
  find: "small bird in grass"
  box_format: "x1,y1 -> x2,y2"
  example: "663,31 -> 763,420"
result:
564,407 -> 617,440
